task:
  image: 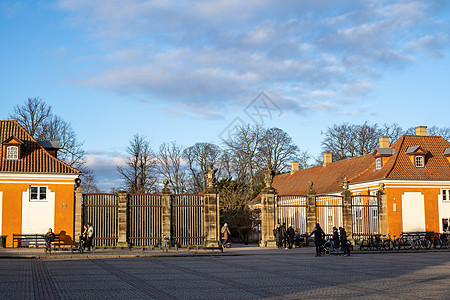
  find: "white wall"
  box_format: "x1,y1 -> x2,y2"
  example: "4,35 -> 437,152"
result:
438,192 -> 450,232
21,188 -> 54,234
402,192 -> 425,232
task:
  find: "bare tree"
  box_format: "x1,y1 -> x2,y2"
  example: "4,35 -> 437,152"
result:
321,123 -> 355,161
258,127 -> 300,173
218,179 -> 251,211
223,124 -> 264,189
381,123 -> 404,145
117,134 -> 157,193
156,141 -> 188,194
183,142 -> 222,193
351,122 -> 381,156
9,97 -> 51,139
9,97 -> 98,186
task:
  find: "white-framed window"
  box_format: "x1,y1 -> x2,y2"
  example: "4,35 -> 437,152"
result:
415,155 -> 424,168
442,189 -> 450,202
6,146 -> 18,160
375,158 -> 382,170
30,186 -> 47,201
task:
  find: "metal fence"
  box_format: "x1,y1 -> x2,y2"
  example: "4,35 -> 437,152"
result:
82,193 -> 206,247
83,193 -> 118,247
352,195 -> 379,239
315,195 -> 343,235
171,194 -> 205,246
277,195 -> 307,234
128,194 -> 162,246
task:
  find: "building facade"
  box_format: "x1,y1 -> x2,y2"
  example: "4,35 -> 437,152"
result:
0,120 -> 80,246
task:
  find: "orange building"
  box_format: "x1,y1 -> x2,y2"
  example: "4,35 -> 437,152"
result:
260,126 -> 450,237
0,120 -> 80,246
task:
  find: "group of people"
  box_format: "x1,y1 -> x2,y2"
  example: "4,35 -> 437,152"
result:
308,223 -> 351,257
80,223 -> 94,251
273,223 -> 296,249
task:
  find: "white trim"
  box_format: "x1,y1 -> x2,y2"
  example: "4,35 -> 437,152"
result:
0,181 -> 75,185
349,179 -> 450,191
0,173 -> 79,181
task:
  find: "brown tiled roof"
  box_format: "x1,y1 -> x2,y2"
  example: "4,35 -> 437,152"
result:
257,134 -> 450,200
270,154 -> 375,195
0,120 -> 80,174
353,135 -> 450,181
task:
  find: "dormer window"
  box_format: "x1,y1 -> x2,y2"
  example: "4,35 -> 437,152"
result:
375,158 -> 382,170
6,146 -> 19,160
2,136 -> 23,160
415,155 -> 424,168
405,145 -> 427,169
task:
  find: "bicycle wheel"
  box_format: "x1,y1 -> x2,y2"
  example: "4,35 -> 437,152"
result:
403,239 -> 413,250
383,240 -> 392,251
359,240 -> 368,251
413,239 -> 421,250
424,239 -> 432,250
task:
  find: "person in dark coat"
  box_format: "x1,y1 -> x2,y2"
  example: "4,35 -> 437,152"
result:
286,224 -> 295,249
280,223 -> 288,249
308,223 -> 325,256
339,226 -> 348,256
273,223 -> 282,248
332,226 -> 340,250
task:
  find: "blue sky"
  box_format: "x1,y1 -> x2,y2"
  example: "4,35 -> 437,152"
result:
1,0 -> 450,191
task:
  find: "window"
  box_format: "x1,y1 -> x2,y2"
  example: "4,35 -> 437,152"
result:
375,158 -> 382,170
415,155 -> 424,168
442,190 -> 450,202
30,186 -> 47,201
6,146 -> 18,160
443,218 -> 449,232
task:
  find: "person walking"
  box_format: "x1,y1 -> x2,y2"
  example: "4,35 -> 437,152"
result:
308,223 -> 325,257
287,224 -> 295,249
44,228 -> 56,252
221,223 -> 231,248
86,223 -> 94,251
332,226 -> 340,252
339,226 -> 348,256
280,223 -> 288,249
273,223 -> 282,248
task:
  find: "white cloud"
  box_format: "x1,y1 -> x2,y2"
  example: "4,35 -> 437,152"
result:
57,0 -> 450,117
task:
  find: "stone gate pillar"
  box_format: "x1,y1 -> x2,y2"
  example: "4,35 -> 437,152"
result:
203,163 -> 219,247
341,177 -> 353,239
74,178 -> 83,244
377,183 -> 387,236
117,190 -> 128,247
161,180 -> 172,243
260,165 -> 277,247
306,181 -> 317,235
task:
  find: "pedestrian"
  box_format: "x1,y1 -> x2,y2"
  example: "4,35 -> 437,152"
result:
332,226 -> 340,252
273,223 -> 281,248
86,223 -> 94,251
44,228 -> 56,252
221,223 -> 231,248
287,224 -> 295,249
280,223 -> 288,249
339,226 -> 348,256
308,223 -> 325,257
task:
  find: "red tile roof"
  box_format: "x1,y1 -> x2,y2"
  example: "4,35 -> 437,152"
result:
0,120 -> 80,174
258,134 -> 450,198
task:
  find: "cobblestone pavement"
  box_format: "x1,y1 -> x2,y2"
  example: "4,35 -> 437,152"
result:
0,251 -> 449,299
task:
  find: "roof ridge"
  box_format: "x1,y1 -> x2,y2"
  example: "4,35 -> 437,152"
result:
385,135 -> 405,178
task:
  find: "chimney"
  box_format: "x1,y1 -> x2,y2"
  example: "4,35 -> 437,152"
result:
323,152 -> 332,167
379,136 -> 389,148
290,161 -> 299,174
415,126 -> 427,136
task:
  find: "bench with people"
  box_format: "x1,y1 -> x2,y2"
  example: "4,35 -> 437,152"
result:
13,228 -> 62,252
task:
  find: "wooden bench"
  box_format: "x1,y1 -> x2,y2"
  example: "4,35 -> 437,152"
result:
12,234 -> 61,249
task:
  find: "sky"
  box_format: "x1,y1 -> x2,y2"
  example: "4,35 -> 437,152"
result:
1,0 -> 450,191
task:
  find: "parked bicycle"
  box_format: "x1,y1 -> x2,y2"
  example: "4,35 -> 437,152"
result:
359,234 -> 383,251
